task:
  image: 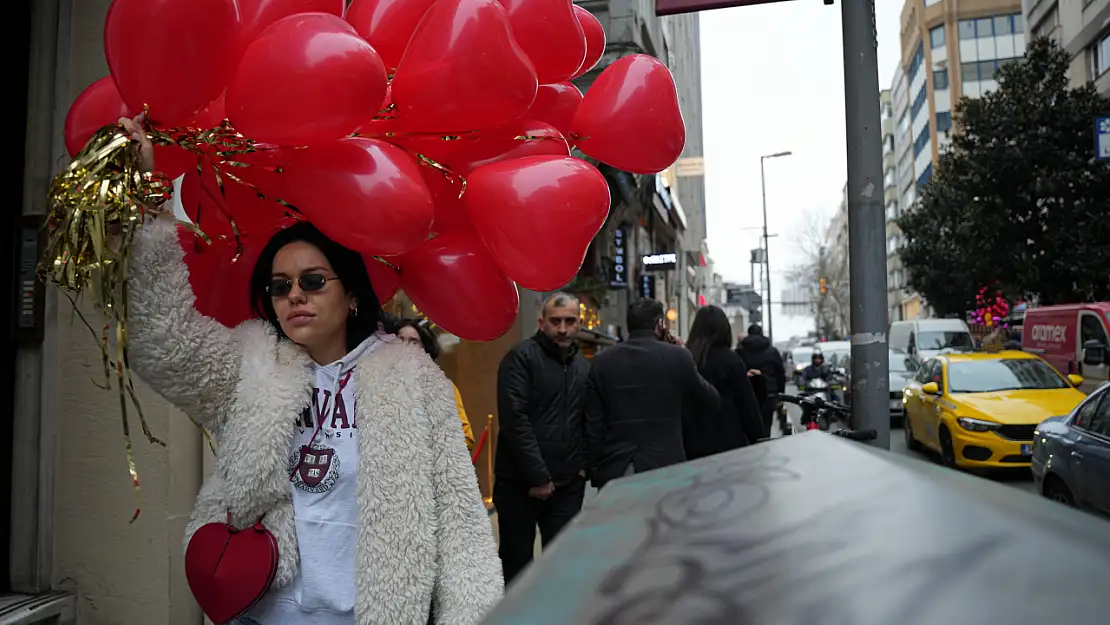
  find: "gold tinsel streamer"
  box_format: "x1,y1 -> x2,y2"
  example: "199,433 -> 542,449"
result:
41,122 -> 173,522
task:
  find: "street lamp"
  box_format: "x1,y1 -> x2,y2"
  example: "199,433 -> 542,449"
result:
760,151 -> 792,340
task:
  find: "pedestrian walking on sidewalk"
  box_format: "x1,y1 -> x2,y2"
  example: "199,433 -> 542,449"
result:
494,292 -> 591,584
737,324 -> 787,439
584,299 -> 720,490
683,306 -> 766,459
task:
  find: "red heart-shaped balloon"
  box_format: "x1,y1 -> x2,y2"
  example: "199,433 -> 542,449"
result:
282,137 -> 435,256
522,83 -> 582,137
449,119 -> 570,176
364,255 -> 401,304
391,0 -> 537,132
399,230 -> 519,341
464,155 -> 610,291
346,0 -> 438,73
179,224 -> 275,328
185,520 -> 279,625
498,0 -> 586,84
419,166 -> 471,235
571,4 -> 605,78
237,0 -> 345,52
570,54 -> 685,174
64,77 -> 134,158
227,13 -> 388,146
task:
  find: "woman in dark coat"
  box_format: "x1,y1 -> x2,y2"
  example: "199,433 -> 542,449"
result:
683,306 -> 766,459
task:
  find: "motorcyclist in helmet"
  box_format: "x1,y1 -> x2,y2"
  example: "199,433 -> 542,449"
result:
800,351 -> 831,383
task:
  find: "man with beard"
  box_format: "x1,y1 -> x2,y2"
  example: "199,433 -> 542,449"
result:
737,324 -> 787,438
494,292 -> 591,584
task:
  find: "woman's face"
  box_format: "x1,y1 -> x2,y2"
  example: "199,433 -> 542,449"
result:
397,325 -> 422,349
270,241 -> 355,352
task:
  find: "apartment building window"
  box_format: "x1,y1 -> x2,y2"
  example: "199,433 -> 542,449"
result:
936,111 -> 952,133
902,185 -> 917,209
959,14 -> 1022,40
908,44 -> 925,84
930,25 -> 945,49
910,85 -> 928,118
1094,32 -> 1109,78
1034,8 -> 1058,40
961,57 -> 1019,82
884,167 -> 896,188
913,123 -> 932,157
916,163 -> 933,188
933,68 -> 949,90
992,15 -> 1012,36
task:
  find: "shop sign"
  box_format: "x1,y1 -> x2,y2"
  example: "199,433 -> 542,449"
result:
642,252 -> 677,271
610,227 -> 629,288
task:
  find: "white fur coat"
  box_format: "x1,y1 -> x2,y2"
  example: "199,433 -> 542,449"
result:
126,218 -> 503,624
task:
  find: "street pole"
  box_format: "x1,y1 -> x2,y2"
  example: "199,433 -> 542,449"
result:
760,158 -> 771,339
759,151 -> 791,340
842,0 -> 890,449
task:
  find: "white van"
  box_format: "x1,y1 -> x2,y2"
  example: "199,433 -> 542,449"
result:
889,318 -> 974,361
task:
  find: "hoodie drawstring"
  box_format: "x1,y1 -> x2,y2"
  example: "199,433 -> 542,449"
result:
290,369 -> 354,481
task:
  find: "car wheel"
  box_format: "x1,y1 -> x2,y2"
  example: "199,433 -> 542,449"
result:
904,416 -> 923,452
1042,475 -> 1075,507
939,428 -> 958,469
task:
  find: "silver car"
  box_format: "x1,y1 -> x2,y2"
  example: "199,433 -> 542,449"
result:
838,349 -> 918,424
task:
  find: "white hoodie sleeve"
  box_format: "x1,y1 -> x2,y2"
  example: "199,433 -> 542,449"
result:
127,216 -> 241,428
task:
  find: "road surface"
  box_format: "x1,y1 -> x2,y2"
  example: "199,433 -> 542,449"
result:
778,384 -> 1036,495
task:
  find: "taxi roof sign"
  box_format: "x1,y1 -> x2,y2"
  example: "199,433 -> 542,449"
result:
655,0 -> 796,17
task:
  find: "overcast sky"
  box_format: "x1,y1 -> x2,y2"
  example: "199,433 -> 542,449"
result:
700,0 -> 903,340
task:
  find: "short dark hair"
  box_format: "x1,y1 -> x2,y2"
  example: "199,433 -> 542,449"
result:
396,318 -> 441,360
747,324 -> 763,336
627,298 -> 664,332
541,292 -> 580,317
250,221 -> 383,351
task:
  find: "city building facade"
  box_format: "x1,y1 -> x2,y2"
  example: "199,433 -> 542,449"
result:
880,89 -> 905,323
8,1 -> 707,623
823,185 -> 851,337
1022,0 -> 1109,96
888,0 -> 1026,321
573,0 -> 708,342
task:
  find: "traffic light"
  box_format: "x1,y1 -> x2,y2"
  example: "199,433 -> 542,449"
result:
819,277 -> 828,296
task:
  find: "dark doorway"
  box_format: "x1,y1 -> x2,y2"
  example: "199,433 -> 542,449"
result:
2,0 -> 33,593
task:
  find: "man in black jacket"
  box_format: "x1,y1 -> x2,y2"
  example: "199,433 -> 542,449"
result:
584,299 -> 720,490
494,292 -> 591,584
737,324 -> 787,438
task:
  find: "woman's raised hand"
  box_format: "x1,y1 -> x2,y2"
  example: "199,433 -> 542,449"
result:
118,113 -> 155,173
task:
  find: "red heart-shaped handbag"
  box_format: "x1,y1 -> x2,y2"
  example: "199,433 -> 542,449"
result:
185,514 -> 279,625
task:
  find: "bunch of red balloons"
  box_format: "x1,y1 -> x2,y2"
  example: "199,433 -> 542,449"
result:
64,0 -> 686,341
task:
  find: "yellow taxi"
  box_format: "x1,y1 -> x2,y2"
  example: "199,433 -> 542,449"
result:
902,350 -> 1087,470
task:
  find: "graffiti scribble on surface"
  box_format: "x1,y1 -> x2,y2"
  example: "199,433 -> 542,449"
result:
586,444 -> 1010,625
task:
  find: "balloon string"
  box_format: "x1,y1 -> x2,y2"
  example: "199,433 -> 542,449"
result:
414,153 -> 467,201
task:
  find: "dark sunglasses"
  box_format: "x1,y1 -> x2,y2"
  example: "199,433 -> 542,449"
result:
267,273 -> 338,297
